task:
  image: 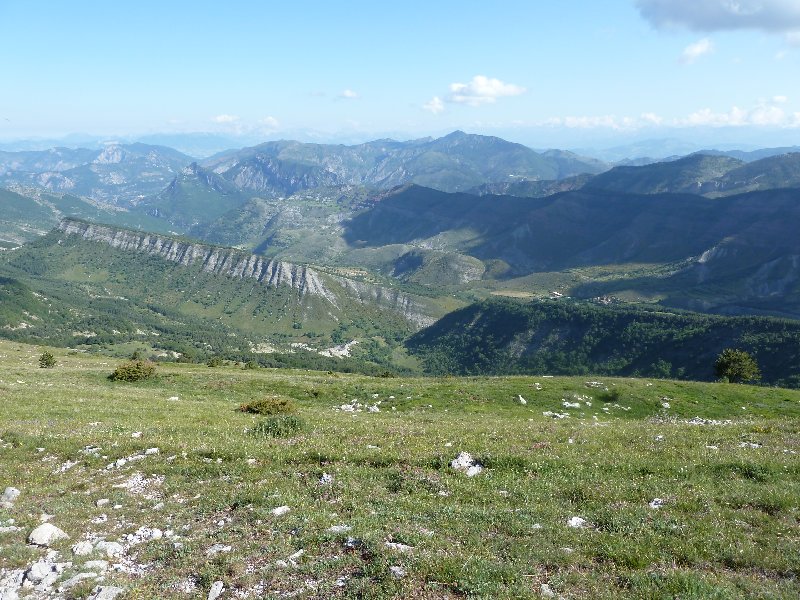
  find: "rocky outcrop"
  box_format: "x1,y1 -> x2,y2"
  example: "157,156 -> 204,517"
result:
55,219 -> 437,327
57,219 -> 338,303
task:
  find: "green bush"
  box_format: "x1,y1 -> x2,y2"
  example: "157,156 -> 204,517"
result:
207,356 -> 223,368
715,348 -> 761,383
239,395 -> 297,415
39,351 -> 56,369
599,388 -> 622,403
109,360 -> 157,382
243,360 -> 259,370
250,415 -> 304,438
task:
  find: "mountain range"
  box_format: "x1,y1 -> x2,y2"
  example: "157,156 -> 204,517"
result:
1,130 -> 799,381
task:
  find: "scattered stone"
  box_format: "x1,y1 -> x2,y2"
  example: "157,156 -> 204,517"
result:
207,580 -> 224,600
567,516 -> 587,528
328,525 -> 351,534
450,452 -> 483,477
88,586 -> 125,600
649,498 -> 666,509
59,571 -> 99,591
562,400 -> 581,409
206,544 -> 232,556
385,541 -> 413,553
28,523 -> 69,547
1,487 -> 20,508
131,432 -> 142,438
654,435 -> 665,442
389,566 -> 406,579
739,442 -> 762,449
271,505 -> 291,516
287,549 -> 304,565
319,472 -> 334,485
144,447 -> 159,455
686,417 -> 733,426
96,498 -> 110,507
95,540 -> 124,558
24,561 -> 55,584
84,560 -> 109,572
532,523 -> 543,530
541,583 -> 556,598
124,526 -> 163,546
167,396 -> 179,401
72,541 -> 94,556
517,394 -> 527,405
543,411 -> 569,419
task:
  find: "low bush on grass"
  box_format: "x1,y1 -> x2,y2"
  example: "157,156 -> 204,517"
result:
249,415 -> 305,438
239,395 -> 297,415
109,360 -> 157,382
206,356 -> 224,367
38,351 -> 56,369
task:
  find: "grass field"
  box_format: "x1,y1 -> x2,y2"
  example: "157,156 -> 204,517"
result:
1,340 -> 799,599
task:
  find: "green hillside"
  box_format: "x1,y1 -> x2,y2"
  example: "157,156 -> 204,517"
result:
0,339 -> 798,598
407,298 -> 800,387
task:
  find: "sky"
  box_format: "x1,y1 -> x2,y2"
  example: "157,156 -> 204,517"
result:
1,0 -> 800,150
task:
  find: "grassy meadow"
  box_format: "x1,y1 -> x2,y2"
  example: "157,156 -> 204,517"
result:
0,339 -> 799,599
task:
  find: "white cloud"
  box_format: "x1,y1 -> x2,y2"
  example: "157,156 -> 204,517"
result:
213,114 -> 239,124
537,100 -> 799,131
259,116 -> 280,129
446,75 -> 525,107
423,96 -> 445,115
678,98 -> 795,127
637,0 -> 800,33
787,31 -> 800,45
680,38 -> 714,63
339,89 -> 359,99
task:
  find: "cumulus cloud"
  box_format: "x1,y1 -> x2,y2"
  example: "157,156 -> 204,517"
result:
339,89 -> 359,99
538,100 -> 799,130
258,116 -> 280,130
636,0 -> 800,33
212,114 -> 239,124
447,75 -> 526,106
423,96 -> 445,114
680,38 -> 714,63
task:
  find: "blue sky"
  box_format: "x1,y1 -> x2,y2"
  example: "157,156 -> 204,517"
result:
1,0 -> 799,148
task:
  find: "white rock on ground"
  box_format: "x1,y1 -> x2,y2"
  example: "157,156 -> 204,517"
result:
207,580 -> 224,600
58,572 -> 99,591
88,586 -> 125,600
1,487 -> 20,507
328,525 -> 351,534
541,583 -> 556,598
271,505 -> 290,516
72,541 -> 94,556
567,516 -> 587,528
649,498 -> 666,509
450,452 -> 483,477
28,523 -> 69,546
389,566 -> 406,579
517,394 -> 527,405
95,540 -> 124,558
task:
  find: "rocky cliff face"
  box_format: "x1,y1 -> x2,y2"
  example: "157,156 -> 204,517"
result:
57,218 -> 337,303
56,218 -> 437,327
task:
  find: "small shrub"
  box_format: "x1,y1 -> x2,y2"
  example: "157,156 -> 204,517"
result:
207,356 -> 223,368
109,360 -> 156,382
243,360 -> 259,370
250,415 -> 304,438
378,370 -> 396,378
130,349 -> 144,360
39,351 -> 56,369
240,395 -> 296,415
599,388 -> 622,403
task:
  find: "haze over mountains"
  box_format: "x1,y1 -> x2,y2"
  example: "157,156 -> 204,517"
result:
1,130 -> 799,381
